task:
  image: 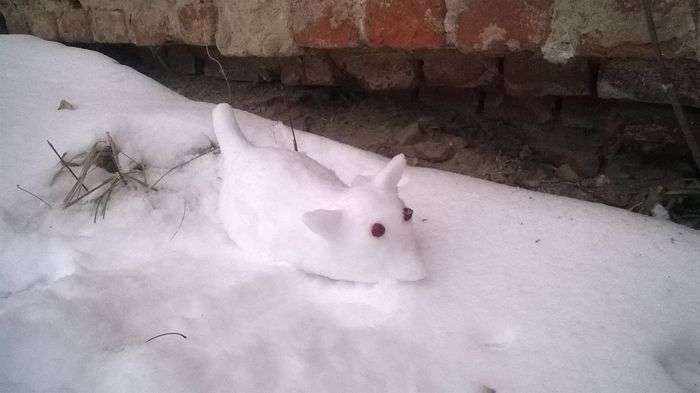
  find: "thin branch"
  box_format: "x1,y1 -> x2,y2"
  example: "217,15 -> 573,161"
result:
47,140 -> 89,192
64,142 -> 101,205
170,200 -> 187,241
106,132 -> 127,185
150,147 -> 215,190
641,0 -> 700,170
145,332 -> 187,343
205,45 -> 232,103
63,177 -> 113,208
289,117 -> 299,152
16,185 -> 52,208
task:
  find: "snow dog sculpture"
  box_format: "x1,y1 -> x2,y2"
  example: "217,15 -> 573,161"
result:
212,103 -> 426,283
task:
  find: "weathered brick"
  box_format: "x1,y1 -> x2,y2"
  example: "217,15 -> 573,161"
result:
453,0 -> 554,54
0,4 -> 30,34
365,0 -> 445,49
598,59 -> 700,108
204,54 -> 283,82
505,52 -> 591,96
421,49 -> 496,88
545,0 -> 695,61
302,53 -> 336,86
290,0 -> 361,48
281,57 -> 304,85
331,51 -> 417,90
176,0 -> 217,45
129,7 -> 171,46
483,94 -> 556,124
603,101 -> 700,159
216,0 -> 299,56
28,12 -> 58,40
91,9 -> 129,43
57,9 -> 92,43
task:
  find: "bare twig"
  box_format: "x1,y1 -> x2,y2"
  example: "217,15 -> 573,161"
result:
641,0 -> 700,170
93,178 -> 119,222
16,185 -> 52,208
145,332 -> 187,343
289,117 -> 299,152
106,132 -> 127,185
64,142 -> 101,205
205,45 -> 232,103
63,177 -> 113,208
150,147 -> 215,190
170,200 -> 187,241
47,140 -> 88,192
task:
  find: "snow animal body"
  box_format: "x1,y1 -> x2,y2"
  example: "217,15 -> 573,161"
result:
212,103 -> 426,283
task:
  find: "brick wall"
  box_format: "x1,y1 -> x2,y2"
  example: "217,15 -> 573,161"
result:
2,0 -> 699,111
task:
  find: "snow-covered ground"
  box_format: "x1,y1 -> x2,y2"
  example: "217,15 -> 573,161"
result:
1,35 -> 699,393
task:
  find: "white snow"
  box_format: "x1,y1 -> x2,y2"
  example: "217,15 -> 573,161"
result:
1,35 -> 699,393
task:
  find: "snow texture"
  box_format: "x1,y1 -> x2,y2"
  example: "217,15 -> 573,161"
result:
1,35 -> 700,393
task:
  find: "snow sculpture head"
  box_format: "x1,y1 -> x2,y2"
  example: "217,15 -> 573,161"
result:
301,154 -> 425,282
212,103 -> 426,283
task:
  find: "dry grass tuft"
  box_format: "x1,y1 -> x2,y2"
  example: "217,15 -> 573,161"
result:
50,134 -> 215,222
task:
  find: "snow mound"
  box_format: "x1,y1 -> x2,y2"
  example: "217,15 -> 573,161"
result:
1,35 -> 699,393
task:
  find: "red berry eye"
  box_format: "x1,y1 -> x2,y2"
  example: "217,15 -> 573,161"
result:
403,207 -> 413,221
371,223 -> 385,237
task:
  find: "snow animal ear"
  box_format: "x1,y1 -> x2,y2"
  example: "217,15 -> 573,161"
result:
351,175 -> 371,187
372,154 -> 406,190
302,209 -> 343,237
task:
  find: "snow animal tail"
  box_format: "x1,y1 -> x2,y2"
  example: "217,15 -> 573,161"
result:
212,104 -> 251,160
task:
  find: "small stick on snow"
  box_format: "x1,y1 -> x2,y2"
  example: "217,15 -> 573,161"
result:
145,332 -> 187,343
16,185 -> 52,208
63,177 -> 113,208
47,140 -> 89,192
289,117 -> 299,152
150,147 -> 215,190
170,200 -> 187,241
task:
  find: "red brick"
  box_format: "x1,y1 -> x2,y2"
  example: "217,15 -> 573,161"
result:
331,51 -> 417,90
177,1 -> 218,45
421,50 -> 497,88
455,0 -> 553,54
504,52 -> 591,96
365,0 -> 445,49
290,0 -> 361,48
